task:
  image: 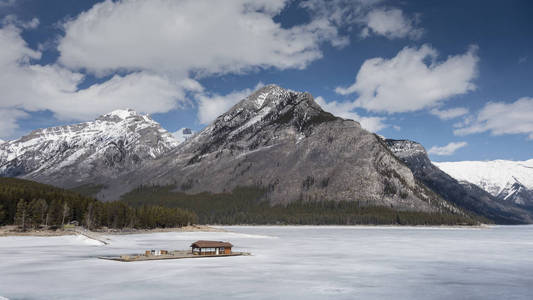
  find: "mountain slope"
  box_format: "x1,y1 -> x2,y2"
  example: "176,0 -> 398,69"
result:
0,109 -> 179,188
102,85 -> 464,217
434,160 -> 533,208
385,139 -> 533,224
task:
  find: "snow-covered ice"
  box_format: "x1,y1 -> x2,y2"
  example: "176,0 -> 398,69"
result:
1,226 -> 532,299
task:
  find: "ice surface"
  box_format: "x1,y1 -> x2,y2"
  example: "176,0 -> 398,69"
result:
1,226 -> 533,299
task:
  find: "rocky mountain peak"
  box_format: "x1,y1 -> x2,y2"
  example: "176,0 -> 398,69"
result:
96,108 -> 144,122
0,109 -> 179,187
182,84 -> 338,161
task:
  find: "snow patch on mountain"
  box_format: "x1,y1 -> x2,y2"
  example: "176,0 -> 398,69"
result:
172,128 -> 195,144
385,139 -> 426,159
434,159 -> 533,206
0,109 -> 179,184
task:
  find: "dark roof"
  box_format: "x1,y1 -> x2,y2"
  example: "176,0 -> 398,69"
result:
190,240 -> 233,248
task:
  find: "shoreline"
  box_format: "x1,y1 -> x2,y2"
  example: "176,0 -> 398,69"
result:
0,225 -> 225,237
0,223 -> 503,237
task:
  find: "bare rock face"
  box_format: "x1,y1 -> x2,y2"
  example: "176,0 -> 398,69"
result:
103,85 -> 461,215
385,139 -> 533,224
0,109 -> 179,188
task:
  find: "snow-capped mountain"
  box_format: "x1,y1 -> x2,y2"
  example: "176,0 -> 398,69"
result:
0,109 -> 179,187
385,139 -> 533,223
172,128 -> 195,144
101,85 -> 462,215
434,160 -> 533,208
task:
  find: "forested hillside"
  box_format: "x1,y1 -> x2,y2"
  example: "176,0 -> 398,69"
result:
121,185 -> 482,225
0,178 -> 196,230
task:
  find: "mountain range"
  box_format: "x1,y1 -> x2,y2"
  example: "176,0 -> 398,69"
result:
1,85 -> 531,224
435,160 -> 533,209
386,139 -> 533,223
0,109 -> 178,188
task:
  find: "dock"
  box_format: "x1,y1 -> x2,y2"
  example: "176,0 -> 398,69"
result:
99,250 -> 251,262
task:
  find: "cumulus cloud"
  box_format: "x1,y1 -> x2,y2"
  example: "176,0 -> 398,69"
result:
2,0 -> 354,138
428,142 -> 467,156
0,24 -> 194,138
315,97 -> 386,132
58,0 -> 347,76
430,107 -> 469,120
335,44 -> 479,114
454,97 -> 533,140
2,15 -> 39,29
361,8 -> 423,40
196,83 -> 264,124
301,1 -> 421,40
0,108 -> 27,138
1,0 -> 431,139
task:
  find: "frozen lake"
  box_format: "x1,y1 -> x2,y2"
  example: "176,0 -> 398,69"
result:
1,225 -> 532,299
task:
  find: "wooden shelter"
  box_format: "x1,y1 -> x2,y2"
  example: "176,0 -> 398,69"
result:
191,240 -> 233,255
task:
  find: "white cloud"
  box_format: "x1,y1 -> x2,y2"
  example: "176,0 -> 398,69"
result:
0,24 -> 193,138
1,0 -> 431,139
361,8 -> 423,40
454,97 -> 533,140
58,0 -> 346,76
0,0 -> 357,139
430,107 -> 469,120
315,96 -> 387,132
301,1 -> 422,40
428,142 -> 467,156
2,15 -> 39,29
0,108 -> 27,138
196,83 -> 264,124
336,44 -> 479,114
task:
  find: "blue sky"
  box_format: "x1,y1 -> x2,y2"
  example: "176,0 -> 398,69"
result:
0,0 -> 532,162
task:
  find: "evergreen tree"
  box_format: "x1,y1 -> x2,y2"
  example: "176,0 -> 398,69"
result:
48,199 -> 62,226
14,199 -> 28,231
0,204 -> 5,225
30,198 -> 48,227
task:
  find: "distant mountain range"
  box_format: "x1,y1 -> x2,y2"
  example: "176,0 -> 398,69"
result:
434,160 -> 533,209
386,139 -> 533,224
0,85 -> 531,224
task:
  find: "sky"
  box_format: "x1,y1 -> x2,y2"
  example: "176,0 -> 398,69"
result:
0,0 -> 532,162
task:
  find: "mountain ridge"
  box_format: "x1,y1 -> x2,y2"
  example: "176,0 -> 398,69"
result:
0,108 -> 179,188
1,84 -> 528,224
94,85 -> 465,219
385,139 -> 533,223
434,159 -> 533,208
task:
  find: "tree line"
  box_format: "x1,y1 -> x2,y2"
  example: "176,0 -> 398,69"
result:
122,185 -> 481,225
0,178 -> 197,230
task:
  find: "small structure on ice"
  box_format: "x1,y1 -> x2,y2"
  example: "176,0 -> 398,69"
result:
191,240 -> 233,255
